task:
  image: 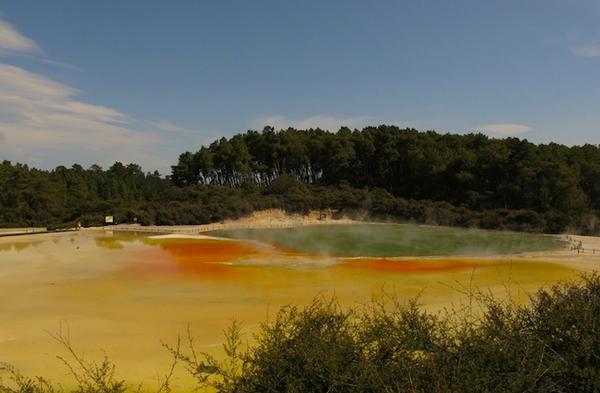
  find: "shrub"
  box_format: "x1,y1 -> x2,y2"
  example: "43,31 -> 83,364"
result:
176,274 -> 600,392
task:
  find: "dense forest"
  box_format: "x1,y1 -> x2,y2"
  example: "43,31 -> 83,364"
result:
2,125 -> 600,233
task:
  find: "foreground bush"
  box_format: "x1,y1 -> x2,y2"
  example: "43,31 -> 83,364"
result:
173,274 -> 600,392
2,274 -> 599,392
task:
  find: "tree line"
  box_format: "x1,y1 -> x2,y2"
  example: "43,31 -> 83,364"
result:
172,126 -> 599,213
2,125 -> 600,233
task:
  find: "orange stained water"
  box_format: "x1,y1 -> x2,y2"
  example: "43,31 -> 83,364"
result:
0,231 -> 585,390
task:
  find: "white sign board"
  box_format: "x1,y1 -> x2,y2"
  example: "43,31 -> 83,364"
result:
105,216 -> 114,224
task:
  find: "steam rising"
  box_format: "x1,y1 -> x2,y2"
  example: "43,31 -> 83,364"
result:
212,223 -> 563,258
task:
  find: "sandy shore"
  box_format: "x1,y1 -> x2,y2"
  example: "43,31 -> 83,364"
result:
86,208 -> 356,234
147,233 -> 234,241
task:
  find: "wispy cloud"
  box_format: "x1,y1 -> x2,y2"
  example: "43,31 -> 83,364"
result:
0,19 -> 39,56
0,17 -> 80,71
478,123 -> 532,136
0,18 -> 200,174
0,64 -> 153,150
0,62 -> 199,173
570,42 -> 600,57
147,120 -> 199,134
254,114 -> 372,131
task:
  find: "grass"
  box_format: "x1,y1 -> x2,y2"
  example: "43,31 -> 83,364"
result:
212,223 -> 564,257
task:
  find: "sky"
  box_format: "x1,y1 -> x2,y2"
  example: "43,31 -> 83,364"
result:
0,1 -> 599,174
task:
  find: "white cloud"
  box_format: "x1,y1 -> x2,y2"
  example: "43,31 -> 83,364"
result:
147,120 -> 198,134
570,42 -> 600,57
478,123 -> 532,136
0,64 -> 145,148
0,17 -> 206,174
0,17 -> 80,71
0,64 -> 196,174
0,19 -> 39,56
254,114 -> 371,131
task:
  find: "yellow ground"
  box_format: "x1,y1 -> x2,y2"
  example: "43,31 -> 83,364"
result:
0,229 -> 597,391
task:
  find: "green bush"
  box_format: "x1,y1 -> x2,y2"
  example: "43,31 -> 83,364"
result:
174,274 -> 600,392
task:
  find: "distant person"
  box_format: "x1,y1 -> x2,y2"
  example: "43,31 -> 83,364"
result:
75,219 -> 82,230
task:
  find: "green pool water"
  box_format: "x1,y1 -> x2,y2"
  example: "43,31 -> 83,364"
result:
212,223 -> 564,257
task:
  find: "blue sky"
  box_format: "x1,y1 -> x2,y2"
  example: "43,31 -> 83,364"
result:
0,1 -> 599,174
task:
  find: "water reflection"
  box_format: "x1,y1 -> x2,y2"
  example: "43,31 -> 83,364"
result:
94,237 -> 125,250
93,231 -> 153,250
0,238 -> 44,252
